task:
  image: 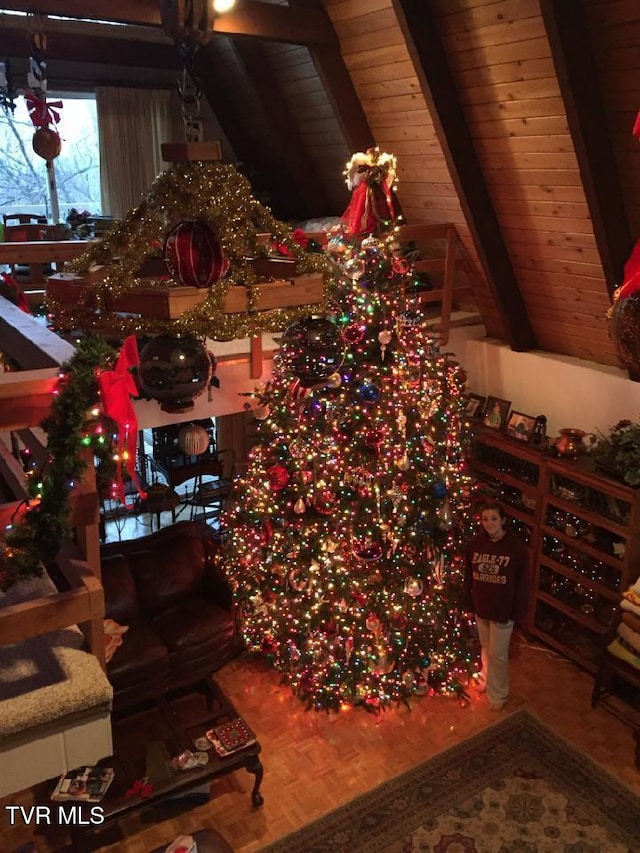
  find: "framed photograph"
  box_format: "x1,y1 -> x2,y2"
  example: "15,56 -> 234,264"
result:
483,396 -> 511,431
505,411 -> 537,442
462,393 -> 486,420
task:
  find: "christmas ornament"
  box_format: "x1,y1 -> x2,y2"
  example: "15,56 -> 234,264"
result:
293,497 -> 306,514
313,488 -> 336,516
32,125 -> 61,160
353,538 -> 383,562
404,577 -> 424,598
396,452 -> 410,471
364,427 -> 385,450
163,219 -> 227,289
177,423 -> 210,456
254,405 -> 270,420
341,148 -> 397,236
326,372 -> 342,388
432,482 -> 447,499
288,569 -> 307,591
365,613 -> 381,633
137,334 -> 211,412
437,499 -> 455,530
280,318 -> 345,387
267,464 -> 290,491
359,382 -> 381,403
342,323 -> 366,345
378,329 -> 392,360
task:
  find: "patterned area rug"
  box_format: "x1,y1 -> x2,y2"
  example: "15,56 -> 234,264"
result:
260,710 -> 640,853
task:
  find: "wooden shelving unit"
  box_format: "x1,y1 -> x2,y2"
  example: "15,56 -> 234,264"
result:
468,425 -> 640,677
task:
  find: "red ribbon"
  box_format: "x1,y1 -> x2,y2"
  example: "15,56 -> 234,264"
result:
615,238 -> 640,301
98,336 -> 146,508
24,92 -> 62,128
633,111 -> 640,141
341,180 -> 395,237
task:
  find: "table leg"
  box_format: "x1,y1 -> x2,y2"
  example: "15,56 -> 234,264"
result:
246,755 -> 264,807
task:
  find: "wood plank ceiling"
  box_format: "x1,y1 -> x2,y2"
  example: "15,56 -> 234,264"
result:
1,0 -> 638,370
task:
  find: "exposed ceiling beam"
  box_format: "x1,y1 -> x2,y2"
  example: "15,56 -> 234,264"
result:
1,25 -> 180,69
286,0 -> 375,154
232,38 -> 332,218
193,39 -> 308,219
392,0 -> 536,352
540,0 -> 634,299
0,1 -> 336,45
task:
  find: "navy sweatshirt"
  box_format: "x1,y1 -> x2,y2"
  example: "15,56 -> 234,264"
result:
464,529 -> 530,623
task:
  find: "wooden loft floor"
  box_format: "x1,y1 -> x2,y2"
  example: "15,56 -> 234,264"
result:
2,631 -> 638,852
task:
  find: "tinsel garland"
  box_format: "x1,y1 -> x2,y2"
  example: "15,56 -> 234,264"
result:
2,338 -> 117,589
54,161 -> 335,341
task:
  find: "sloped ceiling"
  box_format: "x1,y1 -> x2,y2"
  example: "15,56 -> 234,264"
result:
1,0 -> 638,371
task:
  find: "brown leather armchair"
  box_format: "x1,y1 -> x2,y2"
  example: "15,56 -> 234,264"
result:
100,520 -> 238,711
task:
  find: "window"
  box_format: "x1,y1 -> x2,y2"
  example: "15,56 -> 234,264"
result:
0,94 -> 102,222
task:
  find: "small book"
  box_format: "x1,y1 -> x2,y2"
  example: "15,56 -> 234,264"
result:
206,717 -> 256,756
51,766 -> 115,802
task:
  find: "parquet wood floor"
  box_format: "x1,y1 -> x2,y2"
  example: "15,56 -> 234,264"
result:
2,633 -> 639,853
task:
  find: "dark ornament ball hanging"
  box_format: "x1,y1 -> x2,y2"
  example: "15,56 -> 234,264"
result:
280,318 -> 345,387
610,292 -> 640,376
137,335 -> 210,413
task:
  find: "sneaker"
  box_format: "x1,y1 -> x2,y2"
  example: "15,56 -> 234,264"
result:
489,700 -> 506,711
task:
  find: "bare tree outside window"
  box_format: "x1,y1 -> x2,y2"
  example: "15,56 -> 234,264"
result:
0,95 -> 102,222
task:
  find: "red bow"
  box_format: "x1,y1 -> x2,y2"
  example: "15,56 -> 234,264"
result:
98,336 -> 146,507
24,92 -> 62,128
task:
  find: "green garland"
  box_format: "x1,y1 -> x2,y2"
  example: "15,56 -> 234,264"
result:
2,337 -> 118,589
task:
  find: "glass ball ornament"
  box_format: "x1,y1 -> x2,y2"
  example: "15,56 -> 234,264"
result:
177,423 -> 210,456
359,382 -> 381,403
137,335 -> 210,413
280,318 -> 345,387
163,219 -> 227,289
432,482 -> 447,499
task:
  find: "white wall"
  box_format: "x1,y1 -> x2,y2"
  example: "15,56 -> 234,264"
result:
132,319 -> 640,445
445,323 -> 640,440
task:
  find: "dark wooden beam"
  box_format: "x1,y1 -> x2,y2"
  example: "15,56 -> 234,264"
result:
392,0 -> 535,352
1,26 -> 181,70
193,40 -> 308,219
286,0 -> 375,154
0,1 -> 336,45
231,38 -> 332,218
540,0 -> 634,298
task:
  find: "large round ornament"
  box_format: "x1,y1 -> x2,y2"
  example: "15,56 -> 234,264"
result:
163,219 -> 227,289
32,127 -> 61,160
137,335 -> 210,412
280,318 -> 345,387
611,292 -> 640,375
177,423 -> 210,456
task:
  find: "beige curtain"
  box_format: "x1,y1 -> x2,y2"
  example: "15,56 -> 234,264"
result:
95,87 -> 177,219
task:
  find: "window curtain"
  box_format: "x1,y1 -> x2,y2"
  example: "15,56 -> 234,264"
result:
95,87 -> 176,219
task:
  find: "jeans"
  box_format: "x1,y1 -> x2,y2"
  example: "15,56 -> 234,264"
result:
476,617 -> 514,705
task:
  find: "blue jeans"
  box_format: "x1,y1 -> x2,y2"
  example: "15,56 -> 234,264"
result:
476,617 -> 514,706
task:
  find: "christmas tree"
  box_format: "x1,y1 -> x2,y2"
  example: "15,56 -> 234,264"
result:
222,150 -> 478,711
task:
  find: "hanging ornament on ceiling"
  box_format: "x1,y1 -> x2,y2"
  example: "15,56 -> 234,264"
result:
137,334 -> 211,412
280,317 -> 345,387
163,219 -> 228,289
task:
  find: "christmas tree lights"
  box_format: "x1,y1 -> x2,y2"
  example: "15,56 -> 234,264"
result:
222,153 -> 478,711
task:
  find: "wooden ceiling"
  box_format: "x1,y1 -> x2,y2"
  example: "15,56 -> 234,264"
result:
2,0 -> 638,371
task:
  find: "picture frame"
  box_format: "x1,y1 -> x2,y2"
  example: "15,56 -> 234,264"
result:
505,410 -> 537,442
462,393 -> 486,420
483,396 -> 511,431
